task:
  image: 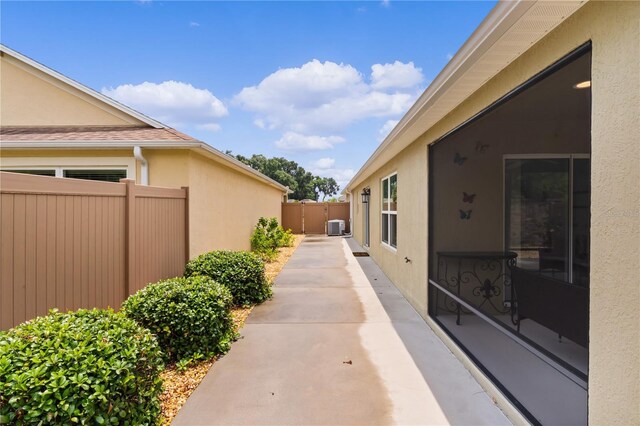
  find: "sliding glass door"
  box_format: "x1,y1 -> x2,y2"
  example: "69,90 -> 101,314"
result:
505,156 -> 589,285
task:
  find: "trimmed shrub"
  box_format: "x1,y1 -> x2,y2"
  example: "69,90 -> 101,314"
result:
279,228 -> 294,248
0,309 -> 163,425
184,251 -> 271,306
122,276 -> 235,363
250,217 -> 294,261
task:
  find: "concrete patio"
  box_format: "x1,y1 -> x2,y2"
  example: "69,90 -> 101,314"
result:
172,236 -> 511,425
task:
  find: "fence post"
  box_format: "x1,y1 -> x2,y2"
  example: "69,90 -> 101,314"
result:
181,186 -> 189,263
324,203 -> 328,234
121,179 -> 136,298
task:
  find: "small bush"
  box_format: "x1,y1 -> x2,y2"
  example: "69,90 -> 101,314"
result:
250,217 -> 294,261
122,276 -> 235,363
0,309 -> 163,425
184,251 -> 271,306
279,228 -> 294,247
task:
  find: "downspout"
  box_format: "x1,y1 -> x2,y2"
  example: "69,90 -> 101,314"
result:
133,146 -> 148,185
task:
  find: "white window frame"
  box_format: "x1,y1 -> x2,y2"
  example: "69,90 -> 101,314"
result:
381,172 -> 398,251
0,156 -> 135,179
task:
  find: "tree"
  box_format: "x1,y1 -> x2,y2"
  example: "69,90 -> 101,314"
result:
313,177 -> 340,201
232,153 -> 330,201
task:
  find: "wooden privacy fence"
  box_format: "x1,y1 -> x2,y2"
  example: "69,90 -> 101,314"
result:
0,172 -> 188,330
282,202 -> 350,234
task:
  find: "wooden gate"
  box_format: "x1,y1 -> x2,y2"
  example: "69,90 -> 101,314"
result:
281,202 -> 350,234
304,204 -> 327,234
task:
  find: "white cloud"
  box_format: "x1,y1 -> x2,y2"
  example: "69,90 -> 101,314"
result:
311,167 -> 356,189
446,52 -> 454,61
189,21 -> 200,27
197,123 -> 221,132
371,61 -> 424,90
274,132 -> 344,151
235,60 -> 364,112
102,81 -> 228,131
312,157 -> 336,169
379,119 -> 399,140
381,0 -> 391,7
234,59 -> 420,134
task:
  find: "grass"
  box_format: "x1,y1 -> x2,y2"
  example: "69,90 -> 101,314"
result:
158,234 -> 305,425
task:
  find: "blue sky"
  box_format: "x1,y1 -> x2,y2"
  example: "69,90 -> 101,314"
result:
1,1 -> 496,188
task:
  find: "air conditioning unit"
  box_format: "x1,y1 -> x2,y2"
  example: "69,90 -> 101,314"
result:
328,219 -> 345,236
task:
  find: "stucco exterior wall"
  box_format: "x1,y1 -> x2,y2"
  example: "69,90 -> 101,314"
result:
352,140 -> 429,317
350,2 -> 639,423
185,152 -> 283,256
0,54 -> 143,127
144,149 -> 190,188
143,149 -> 283,256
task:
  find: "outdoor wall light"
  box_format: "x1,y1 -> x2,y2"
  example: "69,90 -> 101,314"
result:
573,80 -> 591,89
361,188 -> 370,203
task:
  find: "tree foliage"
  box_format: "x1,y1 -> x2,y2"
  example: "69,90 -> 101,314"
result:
233,154 -> 340,201
313,177 -> 339,201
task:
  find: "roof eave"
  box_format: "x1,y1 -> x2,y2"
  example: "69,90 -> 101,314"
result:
192,142 -> 290,193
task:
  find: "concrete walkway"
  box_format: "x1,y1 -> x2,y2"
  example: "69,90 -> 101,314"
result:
173,236 -> 510,426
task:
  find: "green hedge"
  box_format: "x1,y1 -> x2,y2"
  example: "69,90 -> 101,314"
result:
0,309 -> 163,425
184,250 -> 271,306
122,276 -> 235,362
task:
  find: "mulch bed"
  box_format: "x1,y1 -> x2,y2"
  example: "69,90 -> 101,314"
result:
159,234 -> 305,425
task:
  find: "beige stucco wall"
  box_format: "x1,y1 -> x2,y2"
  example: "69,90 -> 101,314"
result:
353,141 -> 429,317
350,2 -> 639,424
0,54 -> 143,126
186,152 -> 283,255
145,149 -> 284,257
144,149 -> 191,188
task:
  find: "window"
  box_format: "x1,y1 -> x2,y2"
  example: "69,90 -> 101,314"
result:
1,166 -> 129,183
381,173 -> 397,248
0,157 -> 134,182
63,169 -> 127,182
1,169 -> 56,177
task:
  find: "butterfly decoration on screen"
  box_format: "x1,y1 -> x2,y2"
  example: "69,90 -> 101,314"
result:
453,152 -> 467,166
462,192 -> 476,203
475,141 -> 490,153
459,209 -> 472,220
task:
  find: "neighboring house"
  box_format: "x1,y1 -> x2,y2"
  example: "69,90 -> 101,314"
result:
345,1 -> 638,425
0,44 -> 289,257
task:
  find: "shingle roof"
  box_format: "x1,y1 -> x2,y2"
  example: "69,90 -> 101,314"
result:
0,126 -> 197,142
